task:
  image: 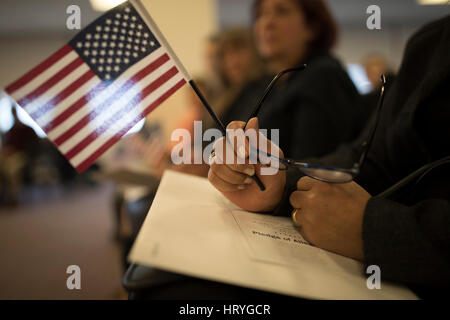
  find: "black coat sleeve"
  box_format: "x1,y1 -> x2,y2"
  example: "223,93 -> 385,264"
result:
363,196 -> 450,287
363,86 -> 450,289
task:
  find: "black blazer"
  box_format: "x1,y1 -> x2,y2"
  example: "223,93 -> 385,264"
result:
275,15 -> 450,298
221,52 -> 362,160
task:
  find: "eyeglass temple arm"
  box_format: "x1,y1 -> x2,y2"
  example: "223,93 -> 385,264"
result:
245,65 -> 307,126
376,156 -> 450,198
357,74 -> 387,167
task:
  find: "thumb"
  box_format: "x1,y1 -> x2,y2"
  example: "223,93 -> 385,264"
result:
244,117 -> 261,163
235,117 -> 259,160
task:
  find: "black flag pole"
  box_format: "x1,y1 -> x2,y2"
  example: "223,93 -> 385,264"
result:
131,0 -> 266,191
189,80 -> 226,134
189,79 -> 266,191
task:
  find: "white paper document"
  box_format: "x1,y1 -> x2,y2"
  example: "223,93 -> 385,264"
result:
231,212 -> 363,275
129,170 -> 417,300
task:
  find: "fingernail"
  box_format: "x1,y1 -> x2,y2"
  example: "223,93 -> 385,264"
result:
238,185 -> 247,190
244,167 -> 255,176
244,177 -> 253,184
238,146 -> 246,159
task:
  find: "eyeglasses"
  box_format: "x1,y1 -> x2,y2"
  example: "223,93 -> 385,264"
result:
247,70 -> 387,184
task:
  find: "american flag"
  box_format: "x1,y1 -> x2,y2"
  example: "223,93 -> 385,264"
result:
4,1 -> 187,173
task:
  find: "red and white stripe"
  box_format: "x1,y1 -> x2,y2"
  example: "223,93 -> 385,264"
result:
5,44 -> 186,173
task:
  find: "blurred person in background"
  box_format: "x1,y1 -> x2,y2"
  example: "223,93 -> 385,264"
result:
202,34 -> 224,103
0,105 -> 40,205
363,53 -> 393,92
212,28 -> 267,128
220,0 -> 362,160
359,52 -> 397,128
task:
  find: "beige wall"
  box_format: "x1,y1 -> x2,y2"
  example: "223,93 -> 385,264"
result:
0,37 -> 68,89
334,25 -> 418,72
139,0 -> 219,139
142,0 -> 218,76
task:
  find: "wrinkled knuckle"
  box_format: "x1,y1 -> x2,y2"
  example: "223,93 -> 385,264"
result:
231,163 -> 248,174
240,174 -> 250,184
297,176 -> 313,188
306,192 -> 316,201
224,171 -> 239,184
289,192 -> 300,207
296,177 -> 306,188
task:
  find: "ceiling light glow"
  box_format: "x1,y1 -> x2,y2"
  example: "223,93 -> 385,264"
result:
417,0 -> 449,5
90,0 -> 127,12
